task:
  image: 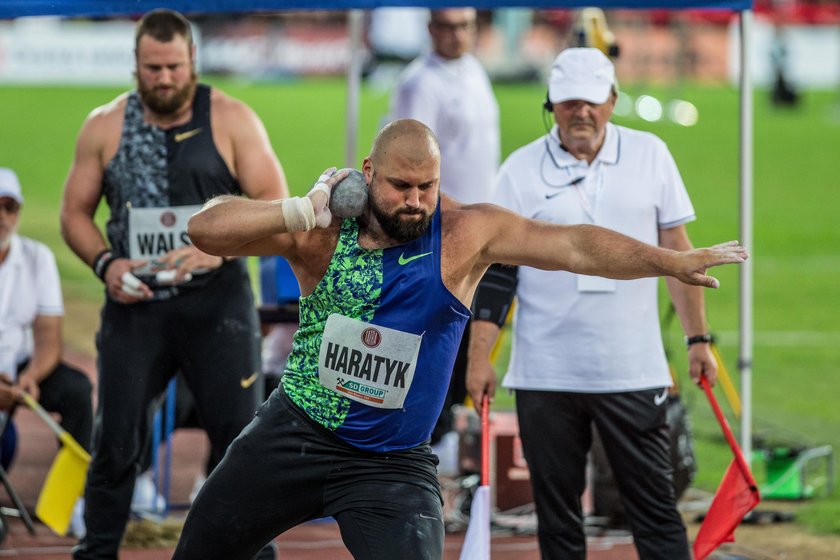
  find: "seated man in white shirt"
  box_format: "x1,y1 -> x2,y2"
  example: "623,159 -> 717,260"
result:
0,167 -> 93,465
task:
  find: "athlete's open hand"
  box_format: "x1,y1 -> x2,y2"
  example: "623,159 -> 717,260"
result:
672,241 -> 748,288
154,244 -> 224,282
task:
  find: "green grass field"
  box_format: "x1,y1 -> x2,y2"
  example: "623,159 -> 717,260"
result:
2,78 -> 838,531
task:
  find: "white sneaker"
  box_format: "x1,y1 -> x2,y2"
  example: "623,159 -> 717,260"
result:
131,470 -> 166,513
69,497 -> 86,539
189,473 -> 207,504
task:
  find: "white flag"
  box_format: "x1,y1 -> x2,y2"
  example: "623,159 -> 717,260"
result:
459,485 -> 491,560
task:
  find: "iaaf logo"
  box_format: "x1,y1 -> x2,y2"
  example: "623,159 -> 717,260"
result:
336,379 -> 385,404
361,327 -> 382,348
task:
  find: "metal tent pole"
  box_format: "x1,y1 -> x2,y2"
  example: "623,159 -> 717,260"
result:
738,8 -> 754,461
345,9 -> 365,168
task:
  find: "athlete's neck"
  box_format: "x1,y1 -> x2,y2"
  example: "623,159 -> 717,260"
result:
357,223 -> 401,250
143,104 -> 192,130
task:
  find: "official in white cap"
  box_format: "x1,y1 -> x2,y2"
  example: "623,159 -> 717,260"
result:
0,167 -> 24,254
548,47 -> 616,105
0,167 -> 24,206
468,47 -> 715,560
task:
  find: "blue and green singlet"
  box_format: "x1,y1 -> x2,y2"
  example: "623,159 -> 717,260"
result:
282,205 -> 470,452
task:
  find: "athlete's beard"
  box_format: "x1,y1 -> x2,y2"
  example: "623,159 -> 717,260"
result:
369,190 -> 433,243
138,71 -> 198,115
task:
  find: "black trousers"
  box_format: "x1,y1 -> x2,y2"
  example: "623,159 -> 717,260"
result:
73,266 -> 266,560
174,386 -> 444,560
516,388 -> 690,560
15,360 -> 93,452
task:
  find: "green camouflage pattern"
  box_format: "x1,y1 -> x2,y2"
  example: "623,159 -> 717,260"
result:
282,218 -> 383,430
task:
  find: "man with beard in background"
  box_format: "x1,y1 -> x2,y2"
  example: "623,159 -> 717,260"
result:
60,9 -> 287,560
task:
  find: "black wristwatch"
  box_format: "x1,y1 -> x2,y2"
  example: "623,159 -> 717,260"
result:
685,333 -> 713,348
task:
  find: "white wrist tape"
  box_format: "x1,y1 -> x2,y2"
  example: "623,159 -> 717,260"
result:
121,271 -> 142,289
309,181 -> 331,198
122,284 -> 144,298
281,196 -> 316,232
120,272 -> 145,297
318,170 -> 336,182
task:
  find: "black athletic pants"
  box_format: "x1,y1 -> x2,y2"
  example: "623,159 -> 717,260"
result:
174,386 -> 445,560
73,266 -> 267,560
516,388 -> 690,560
16,359 -> 93,452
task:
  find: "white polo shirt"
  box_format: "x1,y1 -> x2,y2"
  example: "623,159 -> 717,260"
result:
495,123 -> 695,393
390,52 -> 500,204
0,234 -> 63,376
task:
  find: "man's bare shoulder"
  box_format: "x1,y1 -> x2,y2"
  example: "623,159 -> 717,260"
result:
208,86 -> 264,139
86,92 -> 129,123
441,196 -> 509,231
441,197 -> 510,257
209,87 -> 256,120
74,92 -> 130,153
81,92 -> 129,135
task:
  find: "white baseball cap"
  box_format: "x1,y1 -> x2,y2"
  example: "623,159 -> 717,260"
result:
0,167 -> 24,204
548,48 -> 616,105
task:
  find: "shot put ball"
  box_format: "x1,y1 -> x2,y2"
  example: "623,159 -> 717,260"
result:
329,168 -> 368,218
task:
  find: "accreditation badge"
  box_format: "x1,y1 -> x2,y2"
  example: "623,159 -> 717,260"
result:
318,314 -> 422,409
128,205 -> 202,275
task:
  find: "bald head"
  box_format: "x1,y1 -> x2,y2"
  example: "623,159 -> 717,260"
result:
362,119 -> 441,243
370,119 -> 440,168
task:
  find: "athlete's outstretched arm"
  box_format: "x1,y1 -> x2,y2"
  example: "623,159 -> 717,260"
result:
477,204 -> 747,288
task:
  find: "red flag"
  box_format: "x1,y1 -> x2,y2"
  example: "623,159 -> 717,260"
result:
693,377 -> 761,560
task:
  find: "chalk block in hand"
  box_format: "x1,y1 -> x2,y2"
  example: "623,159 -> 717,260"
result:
329,168 -> 368,218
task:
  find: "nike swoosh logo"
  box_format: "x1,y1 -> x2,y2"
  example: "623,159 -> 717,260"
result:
546,177 -> 585,198
398,251 -> 433,265
174,128 -> 203,142
654,387 -> 669,406
240,372 -> 259,389
545,191 -> 568,199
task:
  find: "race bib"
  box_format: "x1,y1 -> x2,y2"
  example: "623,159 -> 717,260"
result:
128,205 -> 202,275
318,314 -> 422,409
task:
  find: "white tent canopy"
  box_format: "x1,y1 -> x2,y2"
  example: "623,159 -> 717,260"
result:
0,0 -> 756,458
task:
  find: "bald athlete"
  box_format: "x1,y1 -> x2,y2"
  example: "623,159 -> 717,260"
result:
173,119 -> 746,560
